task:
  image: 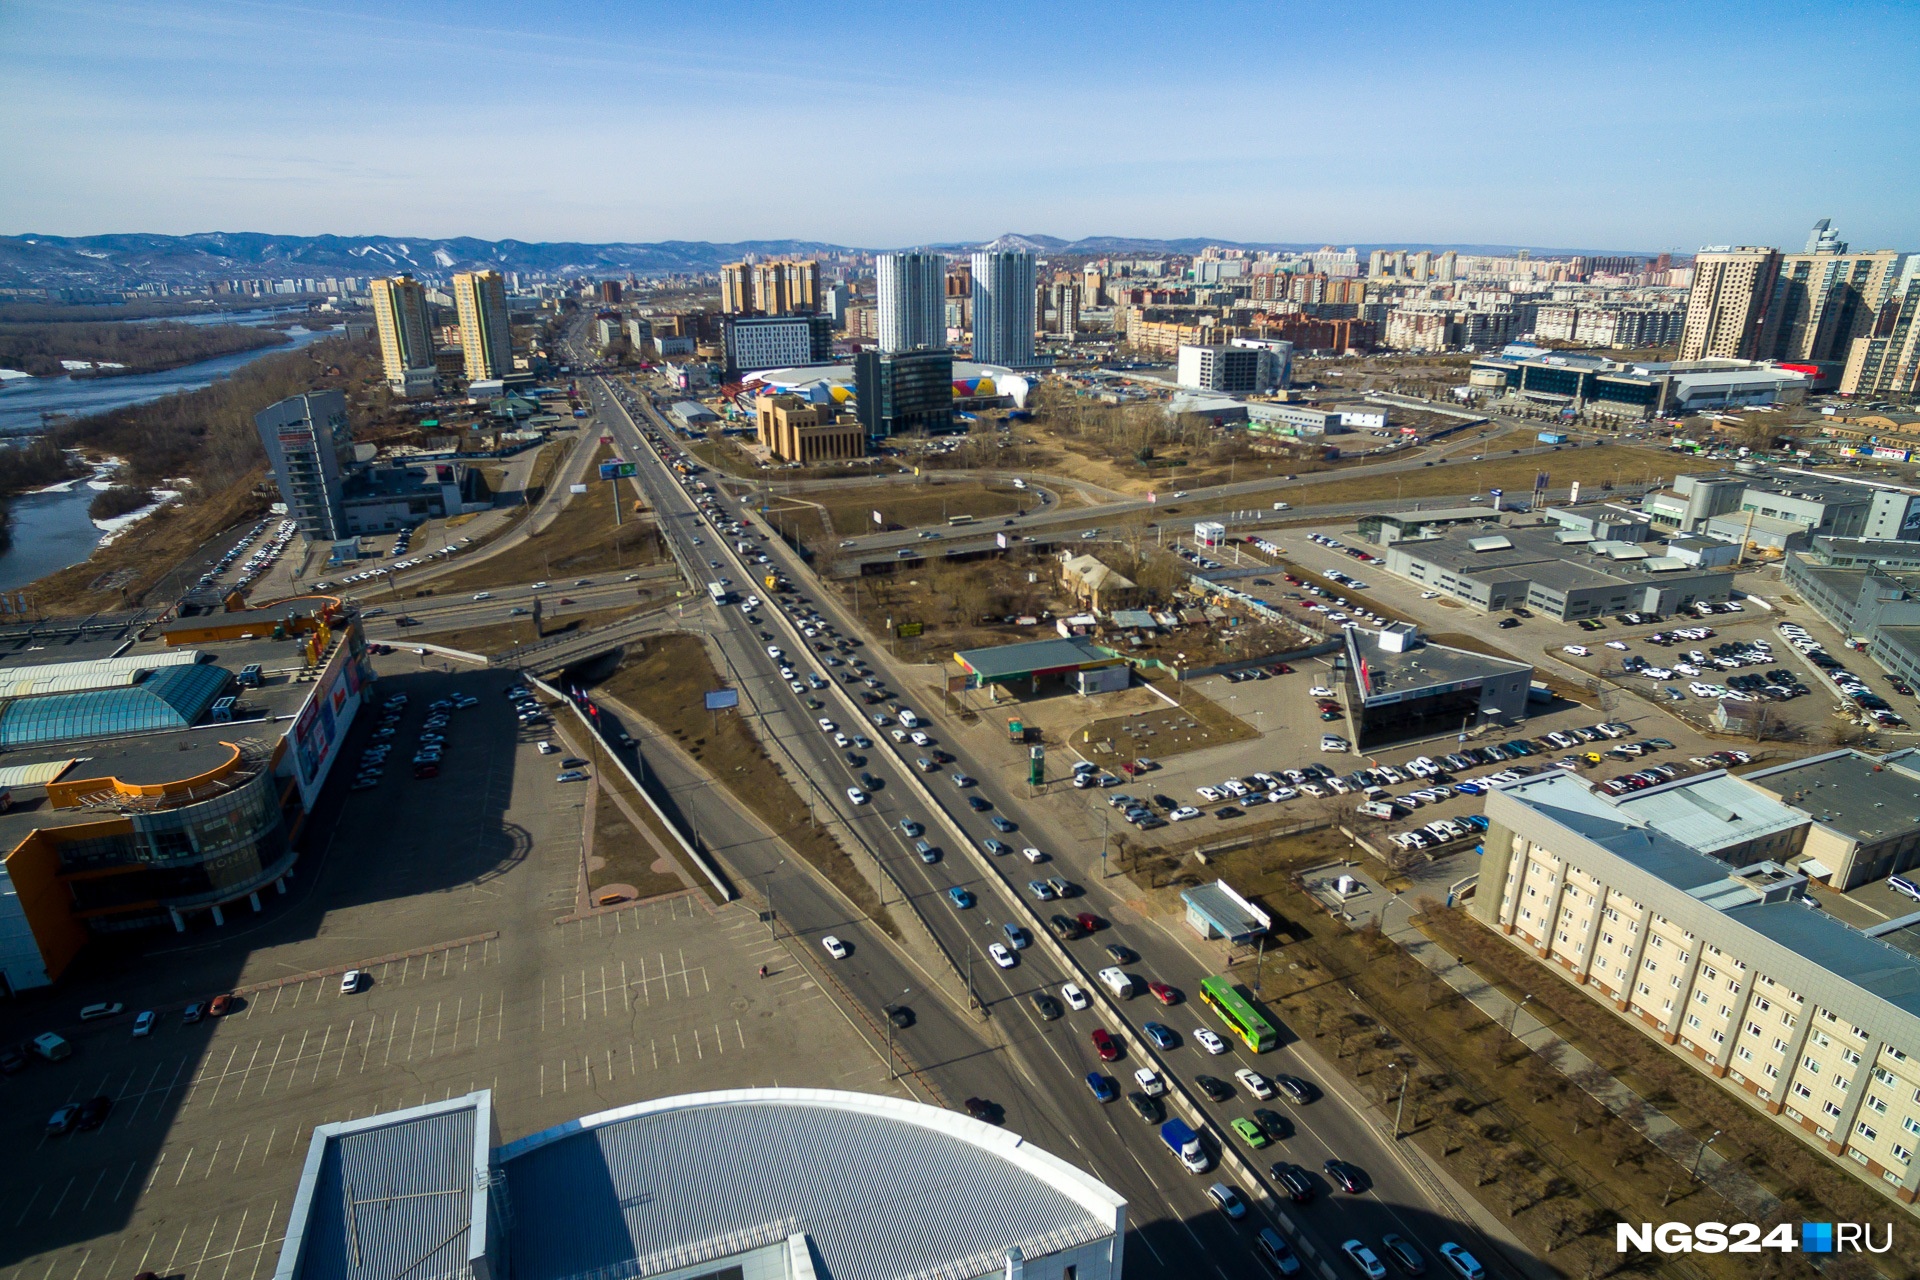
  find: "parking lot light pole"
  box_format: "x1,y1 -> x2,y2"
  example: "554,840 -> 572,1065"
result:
1389,1060 -> 1409,1139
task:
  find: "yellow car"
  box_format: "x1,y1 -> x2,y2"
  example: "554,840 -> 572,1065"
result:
1581,751 -> 1603,766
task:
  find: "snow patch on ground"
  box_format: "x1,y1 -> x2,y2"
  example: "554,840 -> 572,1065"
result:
35,454 -> 126,495
95,489 -> 183,544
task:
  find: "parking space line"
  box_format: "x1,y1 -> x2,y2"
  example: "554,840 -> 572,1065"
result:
217,1209 -> 250,1280
735,1019 -> 746,1049
620,961 -> 631,1013
191,1215 -> 222,1279
44,1176 -> 77,1218
173,1148 -> 195,1187
111,1159 -> 138,1203
203,1138 -> 224,1179
404,1006 -> 421,1061
13,1182 -> 44,1226
163,1220 -> 193,1273
309,1026 -> 332,1084
538,1063 -> 545,1097
282,1031 -> 309,1092
650,1038 -> 658,1069
245,1204 -> 279,1280
76,1167 -> 109,1214
428,1001 -> 443,1057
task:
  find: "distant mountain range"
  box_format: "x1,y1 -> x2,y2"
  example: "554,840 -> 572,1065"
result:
0,231 -> 1663,289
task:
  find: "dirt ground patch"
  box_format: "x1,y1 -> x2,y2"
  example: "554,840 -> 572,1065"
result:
814,480 -> 1029,535
588,767 -> 698,903
600,632 -> 896,934
413,604 -> 645,655
1279,444 -> 1675,508
428,445 -> 665,592
1076,675 -> 1258,763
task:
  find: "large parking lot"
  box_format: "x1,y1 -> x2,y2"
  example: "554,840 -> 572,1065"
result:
0,662 -> 905,1280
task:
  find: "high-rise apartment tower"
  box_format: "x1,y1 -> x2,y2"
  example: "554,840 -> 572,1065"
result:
452,271 -> 512,381
970,250 -> 1037,366
370,275 -> 436,398
1679,248 -> 1783,361
876,252 -> 946,353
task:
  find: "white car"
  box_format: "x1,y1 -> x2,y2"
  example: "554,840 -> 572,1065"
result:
1195,786 -> 1222,803
340,970 -> 364,994
822,935 -> 849,959
1169,806 -> 1202,821
817,718 -> 836,732
846,787 -> 868,805
1605,640 -> 1629,650
1343,1241 -> 1388,1280
1562,645 -> 1590,656
1420,590 -> 1439,599
910,731 -> 931,746
1194,1028 -> 1228,1054
1235,1067 -> 1276,1099
1320,735 -> 1349,752
890,727 -> 908,742
767,646 -> 784,659
537,741 -> 557,754
1061,982 -> 1091,1011
1021,846 -> 1047,863
988,943 -> 1016,969
1308,686 -> 1335,699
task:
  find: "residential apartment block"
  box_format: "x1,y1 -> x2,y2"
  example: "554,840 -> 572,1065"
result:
875,252 -> 946,353
369,275 -> 437,398
1842,275 -> 1920,398
1680,248 -> 1783,361
451,270 -> 511,381
1478,770 -> 1920,1203
721,259 -> 819,316
971,250 -> 1037,367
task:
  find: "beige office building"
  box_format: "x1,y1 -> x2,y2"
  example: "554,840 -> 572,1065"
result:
754,394 -> 864,464
452,270 -> 511,381
1477,769 -> 1920,1205
370,274 -> 436,398
1680,248 -> 1783,360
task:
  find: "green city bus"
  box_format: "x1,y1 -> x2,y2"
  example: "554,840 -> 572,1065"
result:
1198,975 -> 1277,1053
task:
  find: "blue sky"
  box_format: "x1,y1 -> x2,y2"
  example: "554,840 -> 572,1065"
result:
3,0 -> 1916,252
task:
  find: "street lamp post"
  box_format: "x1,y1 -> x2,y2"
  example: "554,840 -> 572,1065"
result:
886,986 -> 911,1080
1690,1129 -> 1722,1182
1507,992 -> 1532,1038
1390,1060 -> 1409,1139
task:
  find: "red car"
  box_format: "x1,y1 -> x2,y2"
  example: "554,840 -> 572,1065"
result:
208,993 -> 234,1017
1075,912 -> 1102,934
414,762 -> 440,778
1148,981 -> 1181,1005
1090,1028 -> 1121,1062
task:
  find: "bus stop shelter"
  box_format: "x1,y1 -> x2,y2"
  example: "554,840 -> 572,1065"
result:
1181,880 -> 1270,944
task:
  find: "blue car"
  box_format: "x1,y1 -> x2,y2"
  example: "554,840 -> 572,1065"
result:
947,886 -> 975,910
1142,1021 -> 1179,1051
1452,780 -> 1484,796
1085,1072 -> 1117,1102
1003,923 -> 1031,949
1462,813 -> 1490,831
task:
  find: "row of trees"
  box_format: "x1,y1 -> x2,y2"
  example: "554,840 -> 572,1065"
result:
0,320 -> 286,378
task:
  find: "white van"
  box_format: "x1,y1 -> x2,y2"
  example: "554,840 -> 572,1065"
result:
897,709 -> 920,729
1098,966 -> 1135,999
1357,800 -> 1397,820
32,1032 -> 71,1061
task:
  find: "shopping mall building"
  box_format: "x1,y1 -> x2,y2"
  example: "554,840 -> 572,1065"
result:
0,594 -> 370,993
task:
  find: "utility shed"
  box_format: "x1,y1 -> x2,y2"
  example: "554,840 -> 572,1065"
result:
1182,879 -> 1270,943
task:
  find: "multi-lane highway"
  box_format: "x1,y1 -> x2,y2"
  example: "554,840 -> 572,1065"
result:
579,372 -> 1527,1278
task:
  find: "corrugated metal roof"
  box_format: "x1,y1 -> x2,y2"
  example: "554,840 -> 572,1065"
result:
955,637 -> 1116,681
496,1090 -> 1120,1280
0,758 -> 82,787
0,651 -> 203,692
276,1094 -> 488,1280
0,669 -> 145,698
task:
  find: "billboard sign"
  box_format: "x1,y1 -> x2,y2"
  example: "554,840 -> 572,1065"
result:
896,622 -> 923,638
703,689 -> 740,710
599,461 -> 637,479
872,509 -> 884,525
569,483 -> 589,494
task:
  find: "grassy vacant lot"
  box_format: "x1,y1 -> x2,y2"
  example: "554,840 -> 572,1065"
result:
601,633 -> 895,934
1284,444 -> 1674,508
816,479 -> 1028,534
429,449 -> 664,592
1078,675 -> 1259,763
588,765 -> 700,904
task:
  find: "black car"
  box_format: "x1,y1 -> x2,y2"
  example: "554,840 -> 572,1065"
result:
1277,1075 -> 1316,1105
1104,943 -> 1138,965
884,1004 -> 914,1029
1194,1073 -> 1234,1103
844,752 -> 864,767
962,1097 -> 1003,1124
1126,1091 -> 1166,1124
1031,992 -> 1063,1021
1153,794 -> 1179,811
1269,1161 -> 1316,1202
0,1045 -> 24,1074
1497,617 -> 1521,629
76,1095 -> 113,1130
1253,1107 -> 1293,1141
1323,1158 -> 1365,1193
966,795 -> 992,812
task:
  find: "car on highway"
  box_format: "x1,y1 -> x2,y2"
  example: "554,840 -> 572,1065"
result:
1031,993 -> 1063,1020
946,886 -> 975,910
1258,1227 -> 1304,1276
79,1002 -> 125,1021
1194,1073 -> 1234,1102
1343,1241 -> 1387,1280
1085,1072 -> 1117,1102
1206,1182 -> 1248,1220
821,935 -> 849,960
1380,1235 -> 1427,1276
988,943 -> 1016,968
1436,1244 -> 1484,1280
884,1004 -> 914,1029
1060,982 -> 1090,1011
1324,1159 -> 1366,1193
1133,1067 -> 1165,1096
1235,1067 -> 1276,1099
1142,1021 -> 1178,1050
1026,878 -> 1055,899
1126,1091 -> 1165,1124
845,786 -> 868,805
1194,1028 -> 1228,1054
966,795 -> 992,812
1230,1116 -> 1269,1149
1277,1075 -> 1316,1105
1002,923 -> 1030,949
988,815 -> 1016,832
1147,980 -> 1180,1004
1270,1161 -> 1316,1202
